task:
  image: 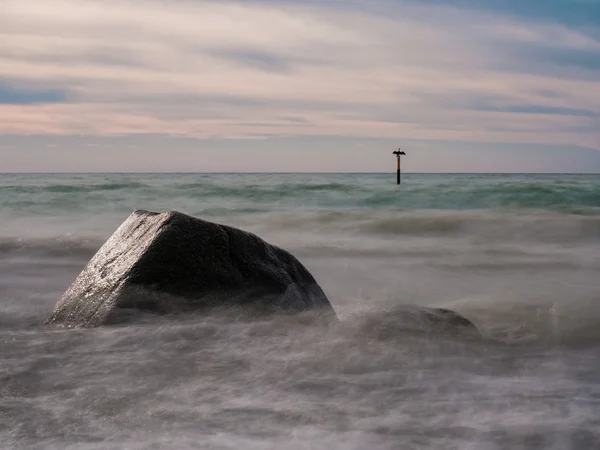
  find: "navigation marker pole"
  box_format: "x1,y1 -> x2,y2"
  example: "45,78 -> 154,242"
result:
392,149 -> 406,184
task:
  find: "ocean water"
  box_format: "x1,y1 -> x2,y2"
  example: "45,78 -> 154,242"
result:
1,173 -> 600,449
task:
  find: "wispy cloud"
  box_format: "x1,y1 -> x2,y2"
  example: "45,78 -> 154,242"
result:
1,0 -> 599,150
0,81 -> 68,105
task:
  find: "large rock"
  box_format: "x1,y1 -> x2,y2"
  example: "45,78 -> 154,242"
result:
45,210 -> 336,327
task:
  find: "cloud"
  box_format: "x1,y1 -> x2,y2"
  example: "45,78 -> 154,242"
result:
0,81 -> 69,105
0,0 -> 599,153
489,105 -> 599,117
213,49 -> 294,73
408,0 -> 600,26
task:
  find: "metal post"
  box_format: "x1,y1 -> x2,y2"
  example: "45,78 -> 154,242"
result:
392,149 -> 406,185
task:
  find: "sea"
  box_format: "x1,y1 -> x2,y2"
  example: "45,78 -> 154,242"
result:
1,173 -> 600,450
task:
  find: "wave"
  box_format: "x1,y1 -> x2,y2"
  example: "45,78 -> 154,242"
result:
179,181 -> 357,192
279,182 -> 359,192
439,295 -> 600,348
362,212 -> 600,240
176,181 -> 600,212
0,182 -> 147,194
0,237 -> 101,258
255,210 -> 600,243
358,182 -> 600,212
2,209 -> 599,253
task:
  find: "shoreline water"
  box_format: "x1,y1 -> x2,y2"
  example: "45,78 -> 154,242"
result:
1,173 -> 599,449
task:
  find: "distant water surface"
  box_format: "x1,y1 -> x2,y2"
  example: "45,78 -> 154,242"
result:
1,173 -> 600,449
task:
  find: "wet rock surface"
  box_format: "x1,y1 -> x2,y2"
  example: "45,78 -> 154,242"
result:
45,210 -> 336,327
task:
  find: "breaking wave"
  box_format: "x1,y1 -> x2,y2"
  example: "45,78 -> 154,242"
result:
253,210 -> 600,243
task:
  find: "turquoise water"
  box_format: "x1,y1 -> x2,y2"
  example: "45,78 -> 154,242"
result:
2,173 -> 599,216
1,173 -> 600,449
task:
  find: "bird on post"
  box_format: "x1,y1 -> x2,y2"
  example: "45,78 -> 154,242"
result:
392,149 -> 406,184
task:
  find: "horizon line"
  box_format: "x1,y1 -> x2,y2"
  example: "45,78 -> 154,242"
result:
1,172 -> 599,175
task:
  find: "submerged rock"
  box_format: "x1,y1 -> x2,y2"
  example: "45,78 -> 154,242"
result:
351,305 -> 480,339
45,210 -> 336,327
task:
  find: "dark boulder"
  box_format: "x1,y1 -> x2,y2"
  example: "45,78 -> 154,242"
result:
45,210 -> 336,327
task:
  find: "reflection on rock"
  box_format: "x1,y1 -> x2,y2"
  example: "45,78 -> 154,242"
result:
45,210 -> 336,327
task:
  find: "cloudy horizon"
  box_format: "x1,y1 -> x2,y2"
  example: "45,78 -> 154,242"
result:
1,0 -> 599,172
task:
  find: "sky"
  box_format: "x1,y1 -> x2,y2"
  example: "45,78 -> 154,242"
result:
1,0 -> 600,172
